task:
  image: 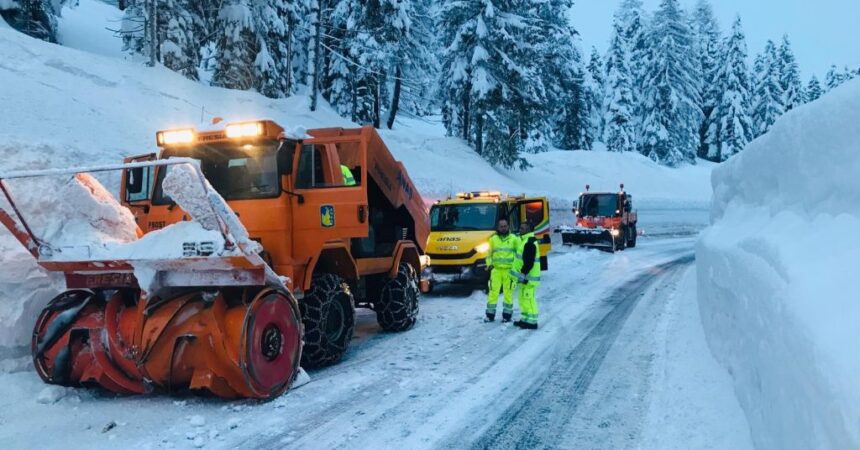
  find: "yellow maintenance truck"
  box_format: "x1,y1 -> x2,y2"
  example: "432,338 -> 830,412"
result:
423,192 -> 551,291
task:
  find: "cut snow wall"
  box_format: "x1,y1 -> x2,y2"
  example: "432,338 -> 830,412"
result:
697,79 -> 860,449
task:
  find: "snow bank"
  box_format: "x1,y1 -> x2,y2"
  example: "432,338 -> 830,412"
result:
697,78 -> 860,449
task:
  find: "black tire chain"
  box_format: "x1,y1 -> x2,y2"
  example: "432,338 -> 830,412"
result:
376,263 -> 420,332
299,273 -> 356,368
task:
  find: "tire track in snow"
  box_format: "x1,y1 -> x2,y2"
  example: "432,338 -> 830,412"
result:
465,253 -> 695,450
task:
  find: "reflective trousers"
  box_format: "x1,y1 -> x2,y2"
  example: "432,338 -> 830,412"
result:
517,283 -> 539,325
486,268 -> 516,317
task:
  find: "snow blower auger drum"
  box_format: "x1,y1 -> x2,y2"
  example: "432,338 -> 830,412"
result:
2,159 -> 303,399
32,287 -> 302,398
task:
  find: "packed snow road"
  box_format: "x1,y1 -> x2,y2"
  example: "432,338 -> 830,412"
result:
0,233 -> 752,449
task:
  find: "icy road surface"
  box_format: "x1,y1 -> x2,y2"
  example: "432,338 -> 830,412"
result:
0,235 -> 752,449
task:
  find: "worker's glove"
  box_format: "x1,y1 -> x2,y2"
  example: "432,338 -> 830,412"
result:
487,265 -> 494,271
517,273 -> 527,284
521,279 -> 529,285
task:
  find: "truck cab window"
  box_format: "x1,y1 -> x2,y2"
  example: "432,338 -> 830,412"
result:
296,143 -> 361,189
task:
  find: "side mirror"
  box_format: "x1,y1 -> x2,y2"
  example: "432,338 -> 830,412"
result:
126,167 -> 144,194
277,141 -> 295,176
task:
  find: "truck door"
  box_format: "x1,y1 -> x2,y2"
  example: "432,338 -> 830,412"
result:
517,197 -> 551,270
290,141 -> 368,259
120,153 -> 157,232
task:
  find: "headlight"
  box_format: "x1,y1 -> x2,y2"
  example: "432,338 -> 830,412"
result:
610,229 -> 620,237
475,242 -> 490,253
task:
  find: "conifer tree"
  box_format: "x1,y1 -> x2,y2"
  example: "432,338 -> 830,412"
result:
536,0 -> 590,150
1,0 -> 63,42
691,0 -> 721,158
439,0 -> 546,167
639,0 -> 702,166
778,35 -> 804,111
751,40 -> 783,137
806,75 -> 822,102
211,0 -> 258,90
825,64 -> 846,90
706,17 -> 753,161
603,21 -> 637,153
586,47 -> 605,139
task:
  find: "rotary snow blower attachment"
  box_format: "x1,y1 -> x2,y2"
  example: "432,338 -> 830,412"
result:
0,160 -> 302,399
558,184 -> 638,252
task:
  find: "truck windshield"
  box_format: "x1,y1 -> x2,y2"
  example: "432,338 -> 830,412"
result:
152,143 -> 280,204
430,203 -> 498,231
579,194 -> 619,217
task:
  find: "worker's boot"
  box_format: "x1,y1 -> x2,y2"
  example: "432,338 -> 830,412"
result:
484,312 -> 495,322
501,312 -> 512,323
514,321 -> 538,330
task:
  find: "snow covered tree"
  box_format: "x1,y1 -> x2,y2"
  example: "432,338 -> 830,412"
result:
638,0 -> 702,166
252,1 -> 292,98
0,0 -> 64,42
691,0 -> 721,158
160,1 -> 200,79
751,40 -> 784,137
706,16 -> 753,162
322,0 -> 386,126
439,0 -> 546,167
586,47 -> 605,140
778,35 -> 804,111
806,75 -> 823,103
613,0 -> 648,151
536,0 -> 590,150
211,0 -> 258,90
378,0 -> 437,128
121,0 -> 201,78
825,64 -> 855,91
602,21 -> 637,153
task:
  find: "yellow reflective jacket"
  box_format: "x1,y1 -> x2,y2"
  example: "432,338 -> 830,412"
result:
341,165 -> 356,186
512,232 -> 541,286
487,232 -> 519,269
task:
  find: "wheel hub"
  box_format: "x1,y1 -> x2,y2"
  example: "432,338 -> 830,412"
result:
261,325 -> 283,361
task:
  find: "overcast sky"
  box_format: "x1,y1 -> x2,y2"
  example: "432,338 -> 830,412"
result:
571,0 -> 860,80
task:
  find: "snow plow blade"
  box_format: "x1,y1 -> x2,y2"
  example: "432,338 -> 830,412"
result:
560,228 -> 615,249
1,159 -> 302,399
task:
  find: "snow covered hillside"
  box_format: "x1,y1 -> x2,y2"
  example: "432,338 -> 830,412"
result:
0,6 -> 711,359
697,78 -> 860,449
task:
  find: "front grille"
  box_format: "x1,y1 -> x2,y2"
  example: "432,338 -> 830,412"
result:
427,250 -> 477,260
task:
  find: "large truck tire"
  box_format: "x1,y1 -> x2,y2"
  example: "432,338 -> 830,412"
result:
627,225 -> 638,248
376,263 -> 420,332
300,273 -> 355,368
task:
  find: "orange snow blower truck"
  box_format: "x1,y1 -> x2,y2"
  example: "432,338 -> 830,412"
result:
0,120 -> 429,399
559,184 -> 638,252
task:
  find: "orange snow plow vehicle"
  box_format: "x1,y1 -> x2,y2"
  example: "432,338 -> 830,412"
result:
558,184 -> 638,252
0,121 -> 429,399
